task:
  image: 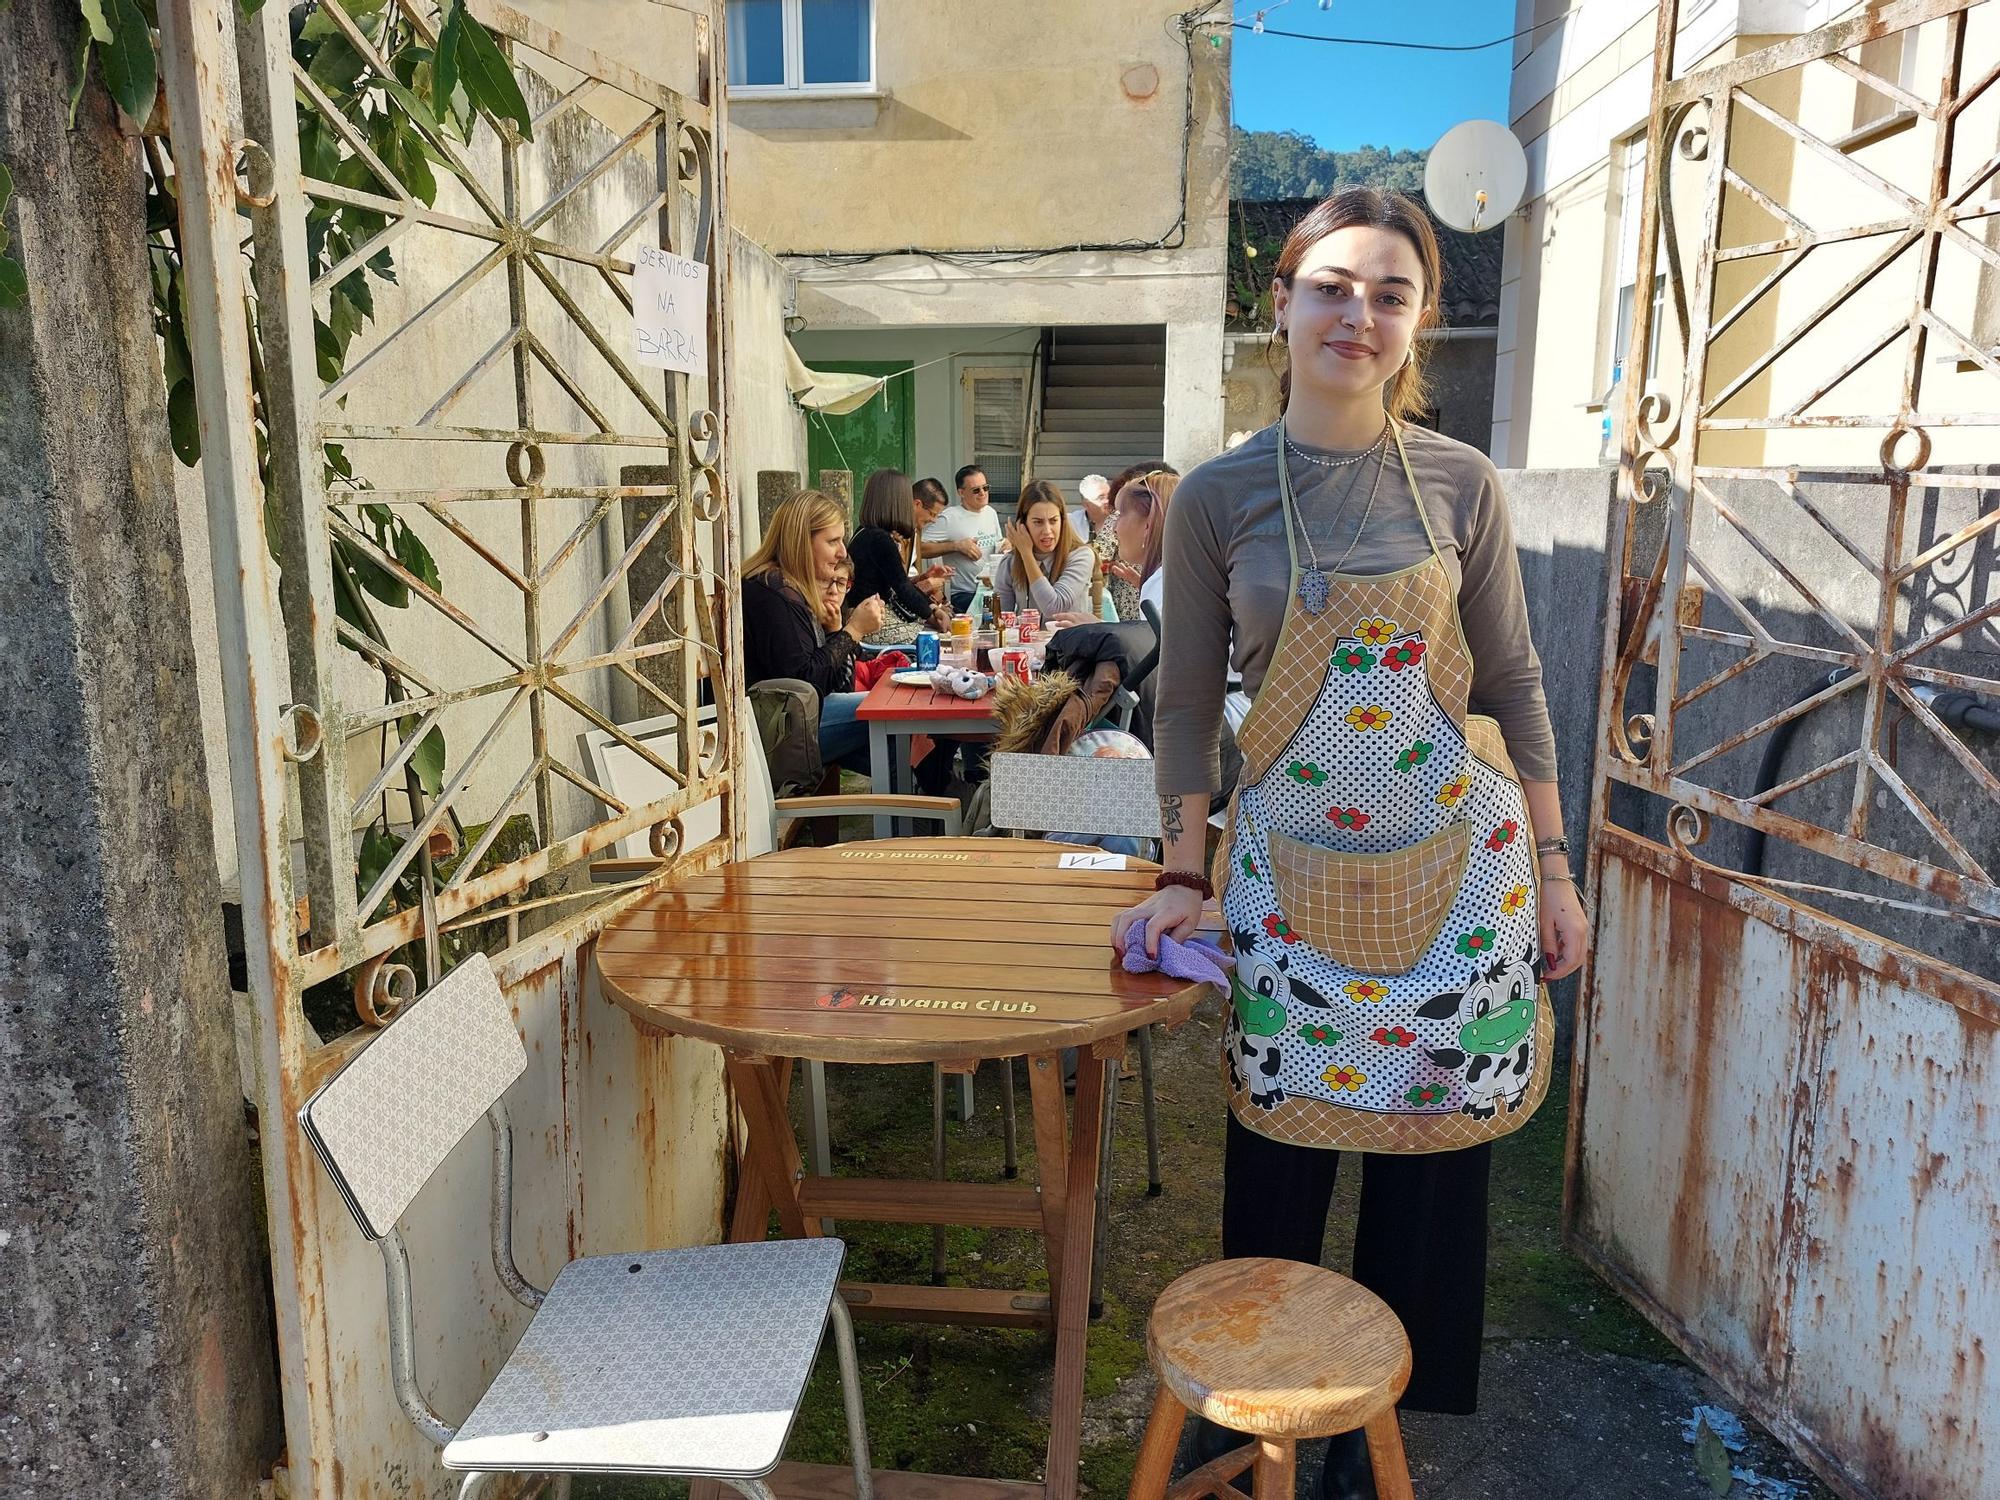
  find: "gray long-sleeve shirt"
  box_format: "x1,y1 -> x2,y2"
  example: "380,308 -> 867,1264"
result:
1152,422 -> 1559,793
995,542 -> 1095,618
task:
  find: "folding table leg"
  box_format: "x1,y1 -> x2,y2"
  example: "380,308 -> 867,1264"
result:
931,1064 -> 948,1285
1089,1061 -> 1117,1318
867,721 -> 893,839
1137,1024 -> 1163,1196
804,1060 -> 834,1233
1044,1049 -> 1107,1500
999,1057 -> 1019,1179
724,1055 -> 816,1241
1026,1053 -> 1070,1317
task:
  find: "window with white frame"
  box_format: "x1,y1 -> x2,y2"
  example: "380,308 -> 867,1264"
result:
1849,29 -> 1920,137
727,0 -> 874,94
1608,138 -> 1665,395
961,367 -> 1028,506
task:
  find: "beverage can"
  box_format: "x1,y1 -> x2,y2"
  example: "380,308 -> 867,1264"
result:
915,631 -> 940,669
1019,609 -> 1040,634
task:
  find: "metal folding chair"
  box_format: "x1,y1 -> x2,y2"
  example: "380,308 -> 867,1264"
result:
299,954 -> 873,1499
986,750 -> 1168,1313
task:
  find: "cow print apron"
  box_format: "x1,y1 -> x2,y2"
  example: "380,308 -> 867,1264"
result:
1213,419 -> 1554,1154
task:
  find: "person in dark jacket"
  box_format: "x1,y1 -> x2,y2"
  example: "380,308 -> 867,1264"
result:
741,490 -> 883,769
845,468 -> 949,645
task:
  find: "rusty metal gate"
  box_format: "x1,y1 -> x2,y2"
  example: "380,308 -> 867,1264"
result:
157,2 -> 741,1494
1574,2 -> 2000,1497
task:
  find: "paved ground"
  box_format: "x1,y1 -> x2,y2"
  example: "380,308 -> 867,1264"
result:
581,997 -> 1832,1500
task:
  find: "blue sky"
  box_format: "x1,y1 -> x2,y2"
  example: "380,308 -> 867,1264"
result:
1228,0 -> 1518,152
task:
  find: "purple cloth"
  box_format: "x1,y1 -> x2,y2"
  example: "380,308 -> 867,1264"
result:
1119,919 -> 1234,989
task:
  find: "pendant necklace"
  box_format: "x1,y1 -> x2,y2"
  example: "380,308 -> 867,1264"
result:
1286,420 -> 1390,614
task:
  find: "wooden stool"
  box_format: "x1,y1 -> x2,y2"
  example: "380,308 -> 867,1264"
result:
1127,1258 -> 1417,1500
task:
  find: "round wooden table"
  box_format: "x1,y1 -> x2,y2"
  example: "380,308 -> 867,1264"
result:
597,838 -> 1213,1500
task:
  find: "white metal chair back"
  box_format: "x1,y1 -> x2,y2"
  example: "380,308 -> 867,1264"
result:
576,705 -> 727,862
987,751 -> 1161,840
300,954 -> 525,1241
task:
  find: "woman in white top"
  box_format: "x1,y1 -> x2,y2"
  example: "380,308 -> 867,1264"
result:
995,479 -> 1095,617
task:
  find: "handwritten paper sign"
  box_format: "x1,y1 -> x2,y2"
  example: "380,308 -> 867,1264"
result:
632,245 -> 708,376
1057,851 -> 1127,870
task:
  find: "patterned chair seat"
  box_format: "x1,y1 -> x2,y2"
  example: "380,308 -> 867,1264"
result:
445,1238 -> 846,1477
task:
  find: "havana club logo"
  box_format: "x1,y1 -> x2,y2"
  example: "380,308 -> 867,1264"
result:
812,988 -> 1038,1014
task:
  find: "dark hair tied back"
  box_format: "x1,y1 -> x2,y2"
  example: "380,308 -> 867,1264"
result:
1268,186 -> 1444,424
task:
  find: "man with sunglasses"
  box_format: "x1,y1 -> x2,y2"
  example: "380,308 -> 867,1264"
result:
923,464 -> 1006,612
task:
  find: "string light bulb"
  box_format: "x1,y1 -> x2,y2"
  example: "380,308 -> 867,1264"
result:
1319,0 -> 1333,8
1252,11 -> 1265,32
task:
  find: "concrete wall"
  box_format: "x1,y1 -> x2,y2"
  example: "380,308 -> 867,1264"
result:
745,0 -> 1231,475
729,227 -> 811,556
723,0 -> 1222,258
1223,332 -> 1501,456
1,5 -> 280,1491
1222,331 -> 1280,443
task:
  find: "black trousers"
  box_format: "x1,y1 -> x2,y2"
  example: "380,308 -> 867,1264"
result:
1221,1111 -> 1491,1415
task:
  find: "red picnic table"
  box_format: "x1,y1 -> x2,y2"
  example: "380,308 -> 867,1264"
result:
857,671 -> 998,837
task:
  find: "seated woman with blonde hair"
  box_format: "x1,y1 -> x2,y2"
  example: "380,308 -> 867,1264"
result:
995,478 -> 1095,619
741,490 -> 883,770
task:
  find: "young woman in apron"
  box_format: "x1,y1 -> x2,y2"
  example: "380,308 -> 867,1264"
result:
1112,188 -> 1590,1499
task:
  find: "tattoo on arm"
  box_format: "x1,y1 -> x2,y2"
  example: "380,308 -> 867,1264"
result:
1160,794 -> 1185,842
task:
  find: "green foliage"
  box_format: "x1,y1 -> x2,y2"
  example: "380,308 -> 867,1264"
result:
434,0 -> 532,140
98,0 -> 156,125
1232,126 -> 1428,200
0,163 -> 22,308
1691,1415 -> 1735,1496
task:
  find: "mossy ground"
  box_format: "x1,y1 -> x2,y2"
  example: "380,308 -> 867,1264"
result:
578,999 -> 1677,1500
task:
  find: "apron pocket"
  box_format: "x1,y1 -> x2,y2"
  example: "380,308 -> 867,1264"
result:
1267,820 -> 1472,976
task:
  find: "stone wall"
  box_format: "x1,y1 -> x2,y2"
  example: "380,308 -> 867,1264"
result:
0,4 -> 279,1493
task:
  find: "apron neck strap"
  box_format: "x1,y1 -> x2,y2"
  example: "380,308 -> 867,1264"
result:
1275,413 -> 1441,572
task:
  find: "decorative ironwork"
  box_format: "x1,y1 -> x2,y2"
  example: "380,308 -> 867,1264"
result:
158,3 -> 739,1494
1601,0 -> 2000,933
227,0 -> 743,990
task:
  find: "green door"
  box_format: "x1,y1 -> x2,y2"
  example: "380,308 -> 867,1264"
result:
805,360 -> 914,514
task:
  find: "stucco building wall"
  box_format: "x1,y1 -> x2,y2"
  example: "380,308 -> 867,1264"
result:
730,0 -> 1231,475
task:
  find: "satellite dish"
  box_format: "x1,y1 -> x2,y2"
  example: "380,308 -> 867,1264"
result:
1425,120 -> 1528,234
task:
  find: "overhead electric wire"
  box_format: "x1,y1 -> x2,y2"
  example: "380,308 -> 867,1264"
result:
1231,6 -> 1581,53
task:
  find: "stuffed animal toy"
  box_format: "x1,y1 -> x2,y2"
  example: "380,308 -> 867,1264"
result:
929,666 -> 993,701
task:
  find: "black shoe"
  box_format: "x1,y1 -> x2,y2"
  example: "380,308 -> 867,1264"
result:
1316,1427 -> 1376,1500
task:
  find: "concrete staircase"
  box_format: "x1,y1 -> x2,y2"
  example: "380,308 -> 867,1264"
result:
1029,324 -> 1167,500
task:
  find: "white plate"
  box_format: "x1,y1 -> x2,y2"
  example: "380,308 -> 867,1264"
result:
890,669 -> 935,687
